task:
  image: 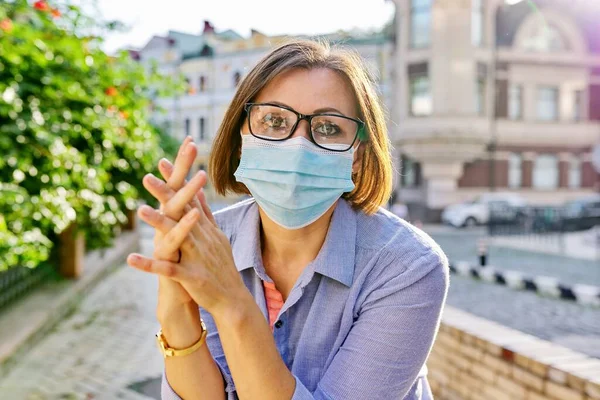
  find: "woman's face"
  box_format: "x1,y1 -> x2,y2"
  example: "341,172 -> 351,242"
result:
241,67 -> 364,171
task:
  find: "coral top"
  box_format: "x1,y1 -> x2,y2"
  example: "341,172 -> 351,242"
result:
262,280 -> 284,331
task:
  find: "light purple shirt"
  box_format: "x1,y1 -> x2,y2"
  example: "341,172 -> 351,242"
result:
162,198 -> 449,399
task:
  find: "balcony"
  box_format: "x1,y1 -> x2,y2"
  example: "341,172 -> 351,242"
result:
495,120 -> 600,148
154,89 -> 237,111
394,116 -> 490,141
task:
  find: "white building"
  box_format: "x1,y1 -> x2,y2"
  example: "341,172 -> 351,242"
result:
389,0 -> 600,221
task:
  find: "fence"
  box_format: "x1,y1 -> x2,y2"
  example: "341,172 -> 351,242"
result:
0,210 -> 137,313
0,263 -> 57,311
487,204 -> 600,259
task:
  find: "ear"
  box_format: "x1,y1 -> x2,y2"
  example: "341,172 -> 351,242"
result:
238,120 -> 249,159
352,143 -> 365,174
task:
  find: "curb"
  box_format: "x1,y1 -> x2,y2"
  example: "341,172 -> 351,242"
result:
449,261 -> 600,307
0,230 -> 140,378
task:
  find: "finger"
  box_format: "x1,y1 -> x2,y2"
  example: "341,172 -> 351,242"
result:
177,136 -> 193,159
138,205 -> 177,234
161,207 -> 201,255
140,204 -> 203,251
127,253 -> 190,281
170,142 -> 198,191
158,157 -> 175,182
196,187 -> 217,227
160,159 -> 205,213
163,171 -> 209,221
156,160 -> 205,243
143,172 -> 205,219
144,173 -> 180,216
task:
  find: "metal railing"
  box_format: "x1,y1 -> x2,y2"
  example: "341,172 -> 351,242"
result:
488,205 -> 600,236
0,263 -> 57,311
487,204 -> 600,259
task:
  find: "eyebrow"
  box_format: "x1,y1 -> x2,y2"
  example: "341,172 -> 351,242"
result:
268,101 -> 346,116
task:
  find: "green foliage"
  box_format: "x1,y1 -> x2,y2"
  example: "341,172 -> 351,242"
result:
0,0 -> 183,271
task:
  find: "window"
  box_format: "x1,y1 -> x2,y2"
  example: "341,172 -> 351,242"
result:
568,156 -> 581,188
410,76 -> 432,116
509,85 -> 523,120
476,78 -> 486,116
401,156 -> 421,187
410,0 -> 432,49
199,76 -> 206,92
522,23 -> 568,52
573,90 -> 583,122
508,153 -> 522,188
537,87 -> 559,121
533,154 -> 558,189
409,64 -> 432,117
471,0 -> 484,46
184,118 -> 190,137
234,71 -> 242,87
198,117 -> 205,141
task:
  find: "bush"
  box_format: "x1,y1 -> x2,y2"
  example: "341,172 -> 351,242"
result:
0,0 -> 182,271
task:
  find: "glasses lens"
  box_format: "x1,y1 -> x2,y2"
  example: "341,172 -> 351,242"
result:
311,115 -> 358,151
249,105 -> 297,140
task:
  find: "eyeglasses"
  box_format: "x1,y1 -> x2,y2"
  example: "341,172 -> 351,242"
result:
244,103 -> 365,152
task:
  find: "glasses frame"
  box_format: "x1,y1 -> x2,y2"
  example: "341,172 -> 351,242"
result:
244,102 -> 365,152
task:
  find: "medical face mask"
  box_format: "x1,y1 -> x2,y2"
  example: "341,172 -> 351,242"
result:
234,134 -> 356,229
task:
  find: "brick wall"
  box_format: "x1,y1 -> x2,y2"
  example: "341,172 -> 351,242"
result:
427,307 -> 600,400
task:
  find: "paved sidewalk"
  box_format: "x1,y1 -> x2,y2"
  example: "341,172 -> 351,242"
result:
0,225 -> 162,400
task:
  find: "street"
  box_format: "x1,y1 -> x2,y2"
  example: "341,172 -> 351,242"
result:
429,227 -> 600,358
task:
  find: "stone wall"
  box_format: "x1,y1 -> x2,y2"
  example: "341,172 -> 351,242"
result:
428,306 -> 600,400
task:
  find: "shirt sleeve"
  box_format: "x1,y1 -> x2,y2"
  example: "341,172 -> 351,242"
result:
290,254 -> 449,400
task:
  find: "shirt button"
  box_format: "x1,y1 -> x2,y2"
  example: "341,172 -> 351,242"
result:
274,320 -> 283,329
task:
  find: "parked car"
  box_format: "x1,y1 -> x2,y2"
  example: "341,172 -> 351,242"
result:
562,195 -> 600,231
441,192 -> 527,228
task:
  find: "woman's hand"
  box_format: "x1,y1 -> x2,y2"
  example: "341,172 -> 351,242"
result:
128,170 -> 248,317
147,136 -> 213,317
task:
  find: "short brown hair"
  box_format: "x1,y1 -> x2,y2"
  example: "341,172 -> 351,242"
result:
209,39 -> 392,214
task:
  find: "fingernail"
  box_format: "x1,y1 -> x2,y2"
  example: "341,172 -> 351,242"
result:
130,254 -> 141,262
189,143 -> 197,153
159,158 -> 171,169
146,173 -> 160,185
139,205 -> 152,216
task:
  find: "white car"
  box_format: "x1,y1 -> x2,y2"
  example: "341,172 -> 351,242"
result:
441,193 -> 527,228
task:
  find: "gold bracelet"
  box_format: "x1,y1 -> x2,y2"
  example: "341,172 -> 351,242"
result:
155,319 -> 207,358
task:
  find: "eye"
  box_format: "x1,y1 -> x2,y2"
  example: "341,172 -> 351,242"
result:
313,122 -> 341,136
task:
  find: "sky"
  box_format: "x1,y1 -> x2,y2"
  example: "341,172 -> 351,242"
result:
93,0 -> 395,53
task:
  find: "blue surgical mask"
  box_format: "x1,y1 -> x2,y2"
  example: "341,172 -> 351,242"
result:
234,134 -> 355,229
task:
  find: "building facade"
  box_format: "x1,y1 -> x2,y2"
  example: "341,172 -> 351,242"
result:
133,21 -> 394,202
390,0 -> 600,221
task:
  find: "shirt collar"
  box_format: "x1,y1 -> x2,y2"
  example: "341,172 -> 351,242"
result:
232,199 -> 357,287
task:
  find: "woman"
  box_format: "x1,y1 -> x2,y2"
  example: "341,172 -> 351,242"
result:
127,40 -> 449,400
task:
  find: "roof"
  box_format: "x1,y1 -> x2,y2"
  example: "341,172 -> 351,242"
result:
496,0 -> 600,54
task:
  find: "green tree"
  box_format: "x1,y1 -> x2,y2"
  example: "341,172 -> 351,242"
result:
0,0 -> 182,271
